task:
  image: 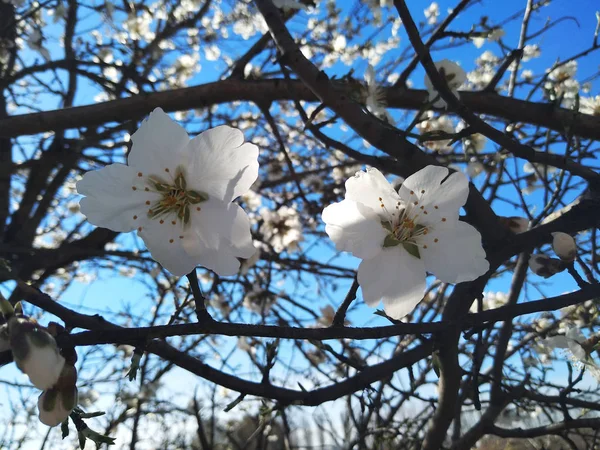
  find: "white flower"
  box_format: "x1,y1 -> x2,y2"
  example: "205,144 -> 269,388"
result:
260,205 -> 303,253
8,318 -> 65,390
272,0 -> 307,11
424,60 -> 466,108
465,161 -> 484,179
363,64 -> 393,123
541,327 -> 600,381
424,2 -> 439,24
243,285 -> 277,314
322,166 -> 489,319
77,108 -> 258,277
552,232 -> 576,262
580,95 -> 600,116
521,44 -> 541,62
27,29 -> 51,60
417,112 -> 455,152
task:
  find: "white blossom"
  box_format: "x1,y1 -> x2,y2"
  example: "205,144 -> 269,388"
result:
363,64 -> 393,123
322,166 -> 489,319
541,327 -> 600,381
552,232 -> 576,262
260,205 -> 303,253
77,108 -> 258,277
424,60 -> 466,108
417,112 -> 455,153
424,2 -> 439,24
580,95 -> 600,116
465,161 -> 484,179
243,285 -> 277,314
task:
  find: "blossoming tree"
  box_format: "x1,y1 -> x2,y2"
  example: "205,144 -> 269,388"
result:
1,0 -> 600,448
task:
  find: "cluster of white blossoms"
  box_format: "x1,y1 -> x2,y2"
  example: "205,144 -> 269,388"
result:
0,299 -> 77,427
322,166 -> 489,319
259,205 -> 303,253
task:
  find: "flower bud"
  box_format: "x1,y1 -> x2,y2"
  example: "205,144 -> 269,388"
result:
500,216 -> 529,234
38,365 -> 78,427
529,254 -> 568,278
552,232 -> 577,261
8,317 -> 65,390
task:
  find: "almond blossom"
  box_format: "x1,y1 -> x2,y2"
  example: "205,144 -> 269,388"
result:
363,64 -> 393,123
322,166 -> 489,319
77,108 -> 258,276
424,60 -> 466,108
541,327 -> 600,381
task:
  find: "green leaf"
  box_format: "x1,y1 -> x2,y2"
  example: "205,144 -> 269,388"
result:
61,419 -> 70,439
383,234 -> 401,248
403,242 -> 421,259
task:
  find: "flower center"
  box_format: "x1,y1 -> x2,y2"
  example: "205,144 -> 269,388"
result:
378,191 -> 445,259
137,166 -> 209,228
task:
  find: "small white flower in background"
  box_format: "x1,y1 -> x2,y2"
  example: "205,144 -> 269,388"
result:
499,216 -> 529,234
272,0 -> 307,11
7,317 -> 65,390
424,60 -> 466,108
260,205 -> 303,253
465,161 -> 484,179
552,232 -> 576,262
456,122 -> 486,153
529,254 -> 567,278
417,112 -> 455,153
322,166 -> 489,319
363,64 -> 394,123
77,108 -> 259,277
471,28 -> 505,48
27,29 -> 51,61
243,285 -> 277,314
521,44 -> 541,62
541,327 -> 600,381
580,95 -> 600,116
424,2 -> 439,24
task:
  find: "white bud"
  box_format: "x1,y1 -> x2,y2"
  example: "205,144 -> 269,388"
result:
529,254 -> 567,278
38,385 -> 78,427
552,232 -> 577,261
8,318 -> 65,390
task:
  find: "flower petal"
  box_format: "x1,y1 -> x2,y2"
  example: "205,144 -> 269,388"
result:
400,166 -> 469,224
322,199 -> 387,260
358,248 -> 426,319
421,220 -> 488,283
345,167 -> 400,215
77,164 -> 157,232
189,198 -> 254,258
139,220 -> 204,276
542,336 -> 569,349
184,126 -> 259,203
128,108 -> 190,175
